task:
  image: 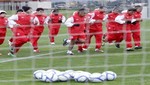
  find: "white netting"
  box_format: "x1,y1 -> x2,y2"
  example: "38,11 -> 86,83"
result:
0,0 -> 150,85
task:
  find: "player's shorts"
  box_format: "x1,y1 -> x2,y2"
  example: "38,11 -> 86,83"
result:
69,33 -> 86,41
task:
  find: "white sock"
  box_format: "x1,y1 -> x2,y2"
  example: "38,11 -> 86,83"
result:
67,39 -> 71,43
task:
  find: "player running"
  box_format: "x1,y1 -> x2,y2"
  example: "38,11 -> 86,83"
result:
0,10 -> 8,55
45,9 -> 66,45
82,6 -> 106,52
115,8 -> 137,51
8,6 -> 39,57
65,8 -> 86,55
131,5 -> 143,49
30,8 -> 47,53
103,7 -> 123,48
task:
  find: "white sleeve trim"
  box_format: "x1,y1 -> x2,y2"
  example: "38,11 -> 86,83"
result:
62,16 -> 66,23
103,14 -> 108,21
65,17 -> 74,27
44,16 -> 50,25
8,15 -> 18,28
32,16 -> 40,25
115,15 -> 126,24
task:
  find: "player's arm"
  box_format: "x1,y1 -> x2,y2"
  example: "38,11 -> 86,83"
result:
64,17 -> 74,27
90,12 -> 103,23
88,13 -> 96,23
32,16 -> 40,25
103,14 -> 108,21
132,17 -> 142,22
62,15 -> 66,23
115,15 -> 126,24
89,13 -> 96,23
44,16 -> 50,25
8,15 -> 20,28
58,15 -> 66,23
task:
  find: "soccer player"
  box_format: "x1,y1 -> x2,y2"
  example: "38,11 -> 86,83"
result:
82,6 -> 106,52
63,7 -> 91,47
8,6 -> 39,57
115,8 -> 137,51
131,5 -> 143,49
30,8 -> 47,53
8,9 -> 24,44
45,9 -> 66,45
0,10 -> 8,55
65,8 -> 86,55
103,7 -> 123,48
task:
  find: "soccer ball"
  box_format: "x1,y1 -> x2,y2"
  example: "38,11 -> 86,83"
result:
102,71 -> 117,81
64,70 -> 75,79
89,73 -> 106,82
46,69 -> 61,74
72,70 -> 84,78
74,71 -> 91,82
33,70 -> 46,80
43,71 -> 58,82
57,72 -> 71,82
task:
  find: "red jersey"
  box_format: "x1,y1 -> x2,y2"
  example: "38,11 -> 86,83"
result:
48,13 -> 63,29
69,12 -> 85,34
34,13 -> 47,32
107,12 -> 119,27
133,11 -> 141,26
124,12 -> 134,30
17,12 -> 35,34
124,12 -> 133,22
90,9 -> 105,31
0,17 -> 7,32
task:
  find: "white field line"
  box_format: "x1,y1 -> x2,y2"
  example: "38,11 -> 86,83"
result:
0,50 -> 65,63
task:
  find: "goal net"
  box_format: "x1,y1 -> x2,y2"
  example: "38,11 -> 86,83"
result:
0,0 -> 150,85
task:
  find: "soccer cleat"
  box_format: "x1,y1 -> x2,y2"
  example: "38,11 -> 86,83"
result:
67,50 -> 74,55
8,52 -> 16,57
51,42 -> 55,45
82,48 -> 87,51
126,48 -> 134,51
95,49 -> 104,53
115,43 -> 120,48
78,50 -> 83,53
99,50 -> 104,53
63,39 -> 69,46
135,46 -> 142,49
8,44 -> 16,57
33,49 -> 40,53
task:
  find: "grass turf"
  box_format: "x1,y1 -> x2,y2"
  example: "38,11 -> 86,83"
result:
0,11 -> 150,85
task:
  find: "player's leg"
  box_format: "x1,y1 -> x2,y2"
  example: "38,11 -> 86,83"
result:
67,35 -> 77,55
104,26 -> 115,44
67,40 -> 76,55
31,31 -> 41,53
115,32 -> 124,48
76,34 -> 86,53
125,26 -> 134,51
82,33 -> 93,50
8,30 -> 29,57
132,28 -> 142,49
0,32 -> 6,55
49,28 -> 55,44
0,32 -> 6,45
94,32 -> 103,52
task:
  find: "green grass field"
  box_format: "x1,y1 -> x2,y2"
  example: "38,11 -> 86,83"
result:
0,10 -> 150,85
